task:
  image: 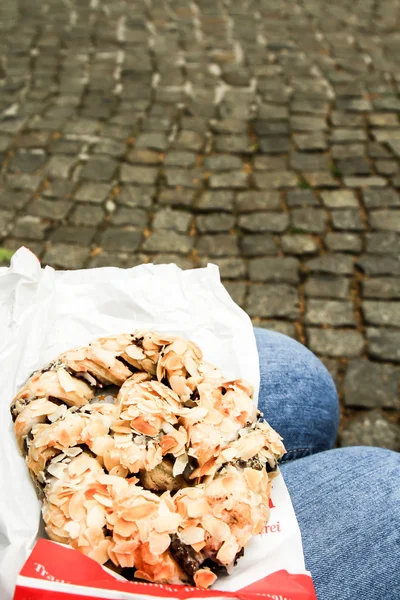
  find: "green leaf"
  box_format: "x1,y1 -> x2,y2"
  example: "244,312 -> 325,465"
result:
0,247 -> 14,265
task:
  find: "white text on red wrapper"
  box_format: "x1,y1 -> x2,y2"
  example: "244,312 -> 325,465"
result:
34,562 -> 66,584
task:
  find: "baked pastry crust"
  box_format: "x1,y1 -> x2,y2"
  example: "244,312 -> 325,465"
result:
12,331 -> 285,588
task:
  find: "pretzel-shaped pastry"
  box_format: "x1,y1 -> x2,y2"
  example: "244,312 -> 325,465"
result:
12,331 -> 285,588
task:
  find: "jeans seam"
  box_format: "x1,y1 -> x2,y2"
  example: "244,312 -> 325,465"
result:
281,446 -> 326,463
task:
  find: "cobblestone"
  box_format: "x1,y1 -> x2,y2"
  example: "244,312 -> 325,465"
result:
74,183 -> 111,204
164,152 -> 196,169
9,151 -> 47,173
200,257 -> 246,280
153,209 -> 192,233
236,191 -> 281,212
331,209 -> 365,231
12,216 -> 48,240
69,204 -> 104,227
369,210 -> 400,232
203,155 -> 242,171
214,135 -> 252,154
111,208 -> 148,229
240,235 -> 277,257
340,411 -> 399,451
247,285 -> 298,319
239,212 -> 289,233
344,360 -> 399,409
304,277 -> 351,299
43,243 -> 90,270
291,208 -> 326,233
254,171 -> 298,189
286,190 -> 318,207
281,235 -> 319,255
306,254 -> 354,275
308,329 -> 364,358
195,191 -> 233,212
367,328 -> 400,362
249,257 -> 299,284
363,278 -> 400,299
363,301 -> 400,327
0,210 -> 15,237
209,172 -> 248,189
320,190 -> 358,209
29,199 -> 72,221
43,180 -> 75,199
197,234 -> 238,257
121,165 -> 158,185
325,233 -> 362,253
46,155 -> 76,179
143,230 -> 193,254
196,213 -> 235,233
2,0 -> 399,448
100,228 -> 143,253
358,254 -> 400,276
50,226 -> 96,246
306,300 -> 356,327
223,281 -> 247,307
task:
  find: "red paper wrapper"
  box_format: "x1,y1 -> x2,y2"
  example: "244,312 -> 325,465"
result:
14,539 -> 317,600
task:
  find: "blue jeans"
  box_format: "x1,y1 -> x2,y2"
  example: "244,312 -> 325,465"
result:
255,328 -> 400,600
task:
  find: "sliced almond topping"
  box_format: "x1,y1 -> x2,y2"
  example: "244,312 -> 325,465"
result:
93,493 -> 113,508
115,552 -> 135,569
216,538 -> 239,565
62,520 -> 80,539
86,505 -> 106,529
64,447 -> 82,458
134,569 -> 153,582
185,407 -> 208,423
179,526 -> 204,546
193,569 -> 217,589
172,453 -> 188,477
113,518 -> 137,537
202,515 -> 231,542
57,368 -> 77,393
89,539 -> 112,564
153,511 -> 182,533
109,465 -> 129,478
204,478 -> 225,497
163,352 -> 183,371
187,498 -> 209,519
244,468 -> 263,492
12,329 -> 282,588
121,502 -> 158,521
46,462 -> 68,479
149,532 -> 171,555
48,404 -> 68,423
68,453 -> 98,477
68,492 -> 86,521
168,340 -> 188,356
183,356 -> 200,378
160,435 -> 177,455
125,345 -> 146,361
131,417 -> 159,437
169,375 -> 191,398
88,346 -> 116,369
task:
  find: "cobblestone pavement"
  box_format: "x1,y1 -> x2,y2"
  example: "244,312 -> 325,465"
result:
0,0 -> 399,449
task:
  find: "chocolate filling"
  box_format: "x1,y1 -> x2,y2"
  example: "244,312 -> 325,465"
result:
169,535 -> 204,577
182,456 -> 199,484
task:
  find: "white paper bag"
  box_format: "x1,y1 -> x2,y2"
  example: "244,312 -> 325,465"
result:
0,248 -> 315,600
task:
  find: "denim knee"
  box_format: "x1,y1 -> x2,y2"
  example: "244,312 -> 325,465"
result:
254,328 -> 340,458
